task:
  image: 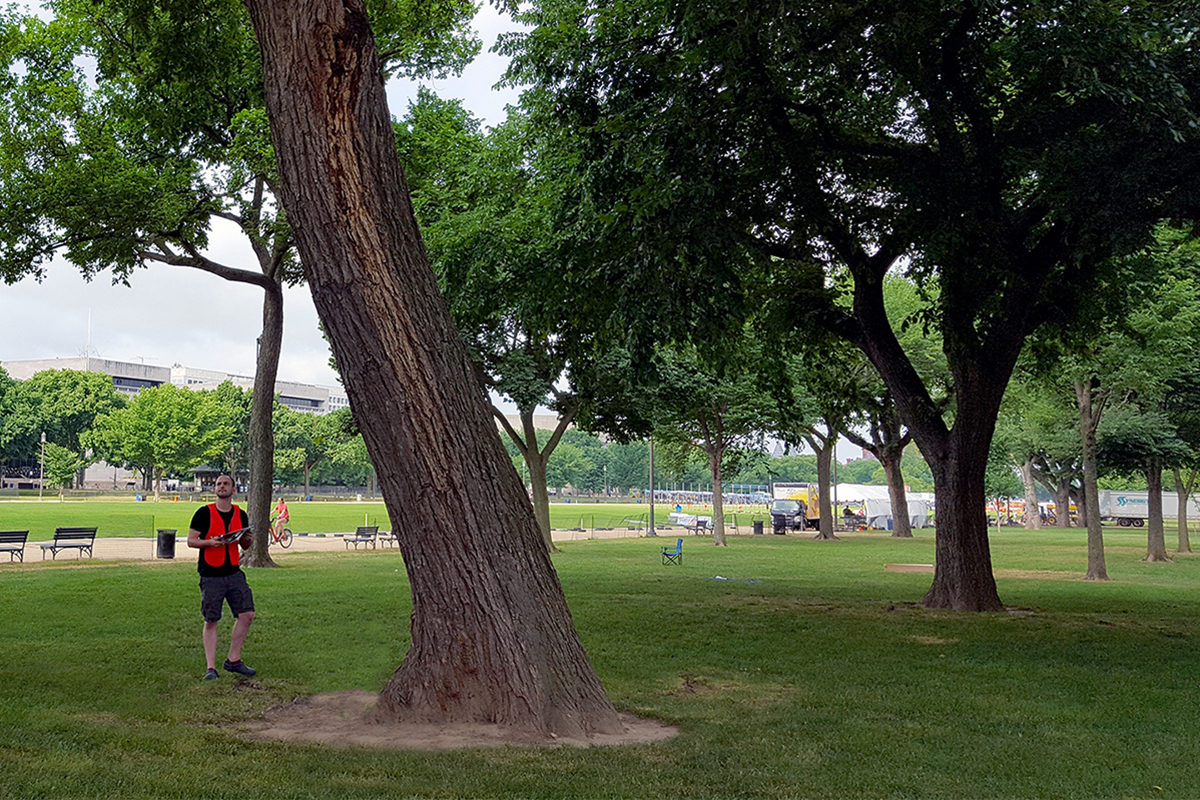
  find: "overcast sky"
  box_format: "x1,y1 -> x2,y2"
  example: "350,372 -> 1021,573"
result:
0,6 -> 521,390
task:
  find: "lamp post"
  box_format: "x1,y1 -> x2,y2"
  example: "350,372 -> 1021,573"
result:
39,432 -> 46,501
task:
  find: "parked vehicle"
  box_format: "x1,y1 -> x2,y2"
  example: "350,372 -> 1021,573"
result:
771,483 -> 820,531
769,499 -> 808,533
1097,489 -> 1200,527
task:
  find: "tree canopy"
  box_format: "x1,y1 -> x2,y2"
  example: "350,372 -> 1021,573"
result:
505,0 -> 1200,609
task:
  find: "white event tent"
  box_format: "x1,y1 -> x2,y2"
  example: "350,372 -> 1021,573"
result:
830,483 -> 935,530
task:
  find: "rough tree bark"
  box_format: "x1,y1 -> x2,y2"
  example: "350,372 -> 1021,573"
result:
1144,461 -> 1170,562
1018,459 -> 1041,530
880,449 -> 913,538
802,428 -> 837,541
1175,468 -> 1195,553
242,281 -> 283,568
245,0 -> 621,738
1075,378 -> 1109,580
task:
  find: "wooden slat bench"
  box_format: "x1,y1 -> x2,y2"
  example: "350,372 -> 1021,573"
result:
0,530 -> 29,563
40,527 -> 97,560
377,529 -> 399,548
344,525 -> 378,550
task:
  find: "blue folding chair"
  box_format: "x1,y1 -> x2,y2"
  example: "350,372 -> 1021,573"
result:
661,537 -> 683,565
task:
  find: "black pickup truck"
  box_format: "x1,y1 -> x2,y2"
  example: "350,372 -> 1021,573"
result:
770,499 -> 808,534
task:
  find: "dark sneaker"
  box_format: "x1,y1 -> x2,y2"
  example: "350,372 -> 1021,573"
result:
223,659 -> 256,677
203,668 -> 219,680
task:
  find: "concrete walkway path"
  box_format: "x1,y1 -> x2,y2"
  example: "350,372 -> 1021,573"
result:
20,526 -> 659,564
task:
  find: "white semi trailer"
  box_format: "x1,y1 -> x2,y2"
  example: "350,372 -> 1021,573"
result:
1097,489 -> 1200,527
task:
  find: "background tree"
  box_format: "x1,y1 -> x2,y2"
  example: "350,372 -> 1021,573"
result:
507,0 -> 1200,610
86,384 -> 231,498
1039,226 -> 1200,574
246,0 -> 622,738
210,381 -> 253,483
273,405 -> 346,498
643,331 -> 773,546
0,369 -> 124,483
1163,370 -> 1200,553
42,442 -> 89,497
398,92 -> 636,551
994,369 -> 1076,529
1097,406 -> 1192,561
604,440 -> 648,494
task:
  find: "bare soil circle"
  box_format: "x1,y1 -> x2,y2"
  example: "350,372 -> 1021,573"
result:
242,690 -> 678,751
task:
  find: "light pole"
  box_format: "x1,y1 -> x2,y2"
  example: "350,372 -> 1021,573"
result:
603,464 -> 607,497
39,432 -> 46,501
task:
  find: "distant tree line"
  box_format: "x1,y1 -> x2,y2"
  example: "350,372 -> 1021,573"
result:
0,367 -> 373,496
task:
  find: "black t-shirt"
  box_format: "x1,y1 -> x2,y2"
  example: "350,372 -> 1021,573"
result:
191,505 -> 247,577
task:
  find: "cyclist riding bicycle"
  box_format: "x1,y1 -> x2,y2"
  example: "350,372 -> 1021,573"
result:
272,497 -> 289,527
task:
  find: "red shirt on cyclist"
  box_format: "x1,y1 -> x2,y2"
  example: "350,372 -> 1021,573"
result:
273,497 -> 290,523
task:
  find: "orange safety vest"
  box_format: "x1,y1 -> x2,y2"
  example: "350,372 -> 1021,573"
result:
203,503 -> 245,569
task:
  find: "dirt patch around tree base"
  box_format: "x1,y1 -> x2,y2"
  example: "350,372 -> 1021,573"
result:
242,690 -> 678,751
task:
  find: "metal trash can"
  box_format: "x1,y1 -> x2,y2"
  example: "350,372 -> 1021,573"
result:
753,520 -> 764,535
156,529 -> 177,559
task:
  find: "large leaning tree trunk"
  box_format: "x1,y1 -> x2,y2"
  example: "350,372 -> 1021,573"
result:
246,0 -> 621,738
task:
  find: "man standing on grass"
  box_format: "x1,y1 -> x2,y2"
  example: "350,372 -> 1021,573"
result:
187,473 -> 257,680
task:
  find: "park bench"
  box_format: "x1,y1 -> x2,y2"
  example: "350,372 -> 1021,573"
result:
40,527 -> 97,560
0,530 -> 29,563
377,529 -> 399,548
683,517 -> 712,535
661,538 -> 683,566
344,525 -> 378,550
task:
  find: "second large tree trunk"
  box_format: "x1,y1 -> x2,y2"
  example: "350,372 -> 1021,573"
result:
247,0 -> 621,739
1053,484 -> 1073,528
243,282 -> 282,568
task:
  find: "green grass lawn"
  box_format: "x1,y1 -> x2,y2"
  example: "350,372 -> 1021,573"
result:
2,528 -> 1199,798
0,499 -> 768,540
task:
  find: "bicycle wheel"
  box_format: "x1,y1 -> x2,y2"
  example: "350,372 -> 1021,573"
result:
279,527 -> 293,548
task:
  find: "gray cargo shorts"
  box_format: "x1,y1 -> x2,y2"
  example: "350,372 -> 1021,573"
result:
199,571 -> 255,622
